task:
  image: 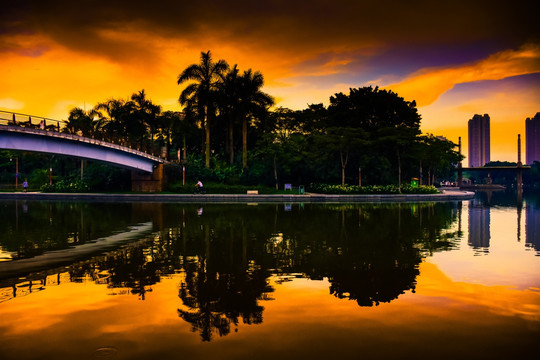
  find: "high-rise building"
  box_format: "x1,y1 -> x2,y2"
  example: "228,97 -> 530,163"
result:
468,114 -> 490,167
525,112 -> 540,165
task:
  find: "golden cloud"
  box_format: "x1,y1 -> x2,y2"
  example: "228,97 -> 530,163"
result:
386,43 -> 540,106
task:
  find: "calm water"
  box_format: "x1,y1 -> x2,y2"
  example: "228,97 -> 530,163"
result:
0,192 -> 539,360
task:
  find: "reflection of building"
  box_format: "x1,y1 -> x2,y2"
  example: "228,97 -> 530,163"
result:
468,114 -> 490,167
468,206 -> 490,253
525,206 -> 540,252
525,112 -> 540,165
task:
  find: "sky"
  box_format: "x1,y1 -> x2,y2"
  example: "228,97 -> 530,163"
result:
1,0 -> 539,165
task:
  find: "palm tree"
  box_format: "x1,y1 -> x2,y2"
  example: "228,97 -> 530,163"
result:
64,107 -> 98,137
94,98 -> 135,145
131,90 -> 161,144
178,51 -> 229,168
238,69 -> 274,168
217,65 -> 241,164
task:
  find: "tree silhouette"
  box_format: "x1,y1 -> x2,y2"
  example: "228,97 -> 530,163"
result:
178,51 -> 229,168
237,69 -> 274,168
216,64 -> 241,164
177,243 -> 272,341
131,89 -> 161,148
64,107 -> 98,137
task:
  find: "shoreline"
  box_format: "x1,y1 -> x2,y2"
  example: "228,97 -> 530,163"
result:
0,190 -> 475,203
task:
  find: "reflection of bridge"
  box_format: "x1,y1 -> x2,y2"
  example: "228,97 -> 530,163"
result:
0,110 -> 169,191
0,222 -> 153,281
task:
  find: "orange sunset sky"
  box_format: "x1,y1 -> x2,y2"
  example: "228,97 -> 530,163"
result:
1,0 -> 539,165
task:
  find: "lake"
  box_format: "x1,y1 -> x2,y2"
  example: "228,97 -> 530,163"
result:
1,191 -> 539,360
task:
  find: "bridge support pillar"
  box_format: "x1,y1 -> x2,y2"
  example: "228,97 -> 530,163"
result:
131,164 -> 166,193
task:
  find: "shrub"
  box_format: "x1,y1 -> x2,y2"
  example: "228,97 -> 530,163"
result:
41,179 -> 90,193
308,183 -> 439,194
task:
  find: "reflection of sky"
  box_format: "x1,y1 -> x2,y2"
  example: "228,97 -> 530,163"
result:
2,269 -> 539,360
429,202 -> 540,290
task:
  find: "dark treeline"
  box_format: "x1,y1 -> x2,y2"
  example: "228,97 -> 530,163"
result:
1,51 -> 463,190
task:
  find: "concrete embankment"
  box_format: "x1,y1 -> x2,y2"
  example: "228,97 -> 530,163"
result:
0,190 -> 475,203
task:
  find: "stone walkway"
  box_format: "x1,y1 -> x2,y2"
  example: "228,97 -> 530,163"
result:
0,190 -> 475,203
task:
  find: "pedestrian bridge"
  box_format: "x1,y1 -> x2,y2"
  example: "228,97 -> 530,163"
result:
0,125 -> 165,173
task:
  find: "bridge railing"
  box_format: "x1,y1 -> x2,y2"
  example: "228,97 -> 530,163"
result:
0,110 -> 169,159
0,110 -> 166,159
0,110 -> 66,131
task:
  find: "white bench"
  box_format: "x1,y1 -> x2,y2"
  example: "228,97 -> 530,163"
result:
247,190 -> 258,195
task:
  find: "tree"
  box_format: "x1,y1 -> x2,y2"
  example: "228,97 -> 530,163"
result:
376,126 -> 420,189
178,51 -> 229,168
216,65 -> 241,164
417,135 -> 463,185
327,87 -> 422,187
237,69 -> 274,169
131,89 -> 161,146
315,127 -> 368,186
93,98 -> 137,145
64,107 -> 97,137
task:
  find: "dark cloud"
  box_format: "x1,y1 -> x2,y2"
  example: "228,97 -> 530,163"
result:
1,0 -> 537,63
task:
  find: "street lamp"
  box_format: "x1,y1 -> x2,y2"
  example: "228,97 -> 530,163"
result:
10,157 -> 18,190
182,165 -> 186,186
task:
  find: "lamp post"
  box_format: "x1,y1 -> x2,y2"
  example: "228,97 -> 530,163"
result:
10,157 -> 18,190
182,165 -> 186,186
15,157 -> 18,190
49,167 -> 52,185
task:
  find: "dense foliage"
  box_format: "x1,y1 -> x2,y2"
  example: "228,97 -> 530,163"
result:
1,51 -> 466,192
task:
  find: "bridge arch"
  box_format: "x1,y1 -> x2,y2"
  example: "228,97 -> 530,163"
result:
0,125 -> 166,173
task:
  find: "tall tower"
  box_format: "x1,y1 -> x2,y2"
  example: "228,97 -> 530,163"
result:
468,114 -> 490,167
525,112 -> 540,165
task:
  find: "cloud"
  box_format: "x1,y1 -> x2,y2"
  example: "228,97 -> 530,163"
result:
3,1 -> 537,67
386,43 -> 540,106
416,73 -> 540,164
0,98 -> 25,110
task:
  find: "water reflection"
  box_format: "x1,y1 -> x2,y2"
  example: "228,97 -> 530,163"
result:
468,205 -> 490,254
0,197 -> 538,343
526,206 -> 540,252
0,201 -> 151,261
464,190 -> 540,254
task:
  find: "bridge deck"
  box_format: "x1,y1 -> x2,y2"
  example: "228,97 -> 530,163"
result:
0,125 -> 165,163
0,125 -> 168,172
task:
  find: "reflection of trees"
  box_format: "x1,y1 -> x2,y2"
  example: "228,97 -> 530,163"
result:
178,256 -> 272,341
175,216 -> 274,342
1,201 -> 461,337
68,241 -> 164,299
263,203 -> 460,306
62,202 -> 459,320
328,256 -> 420,307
